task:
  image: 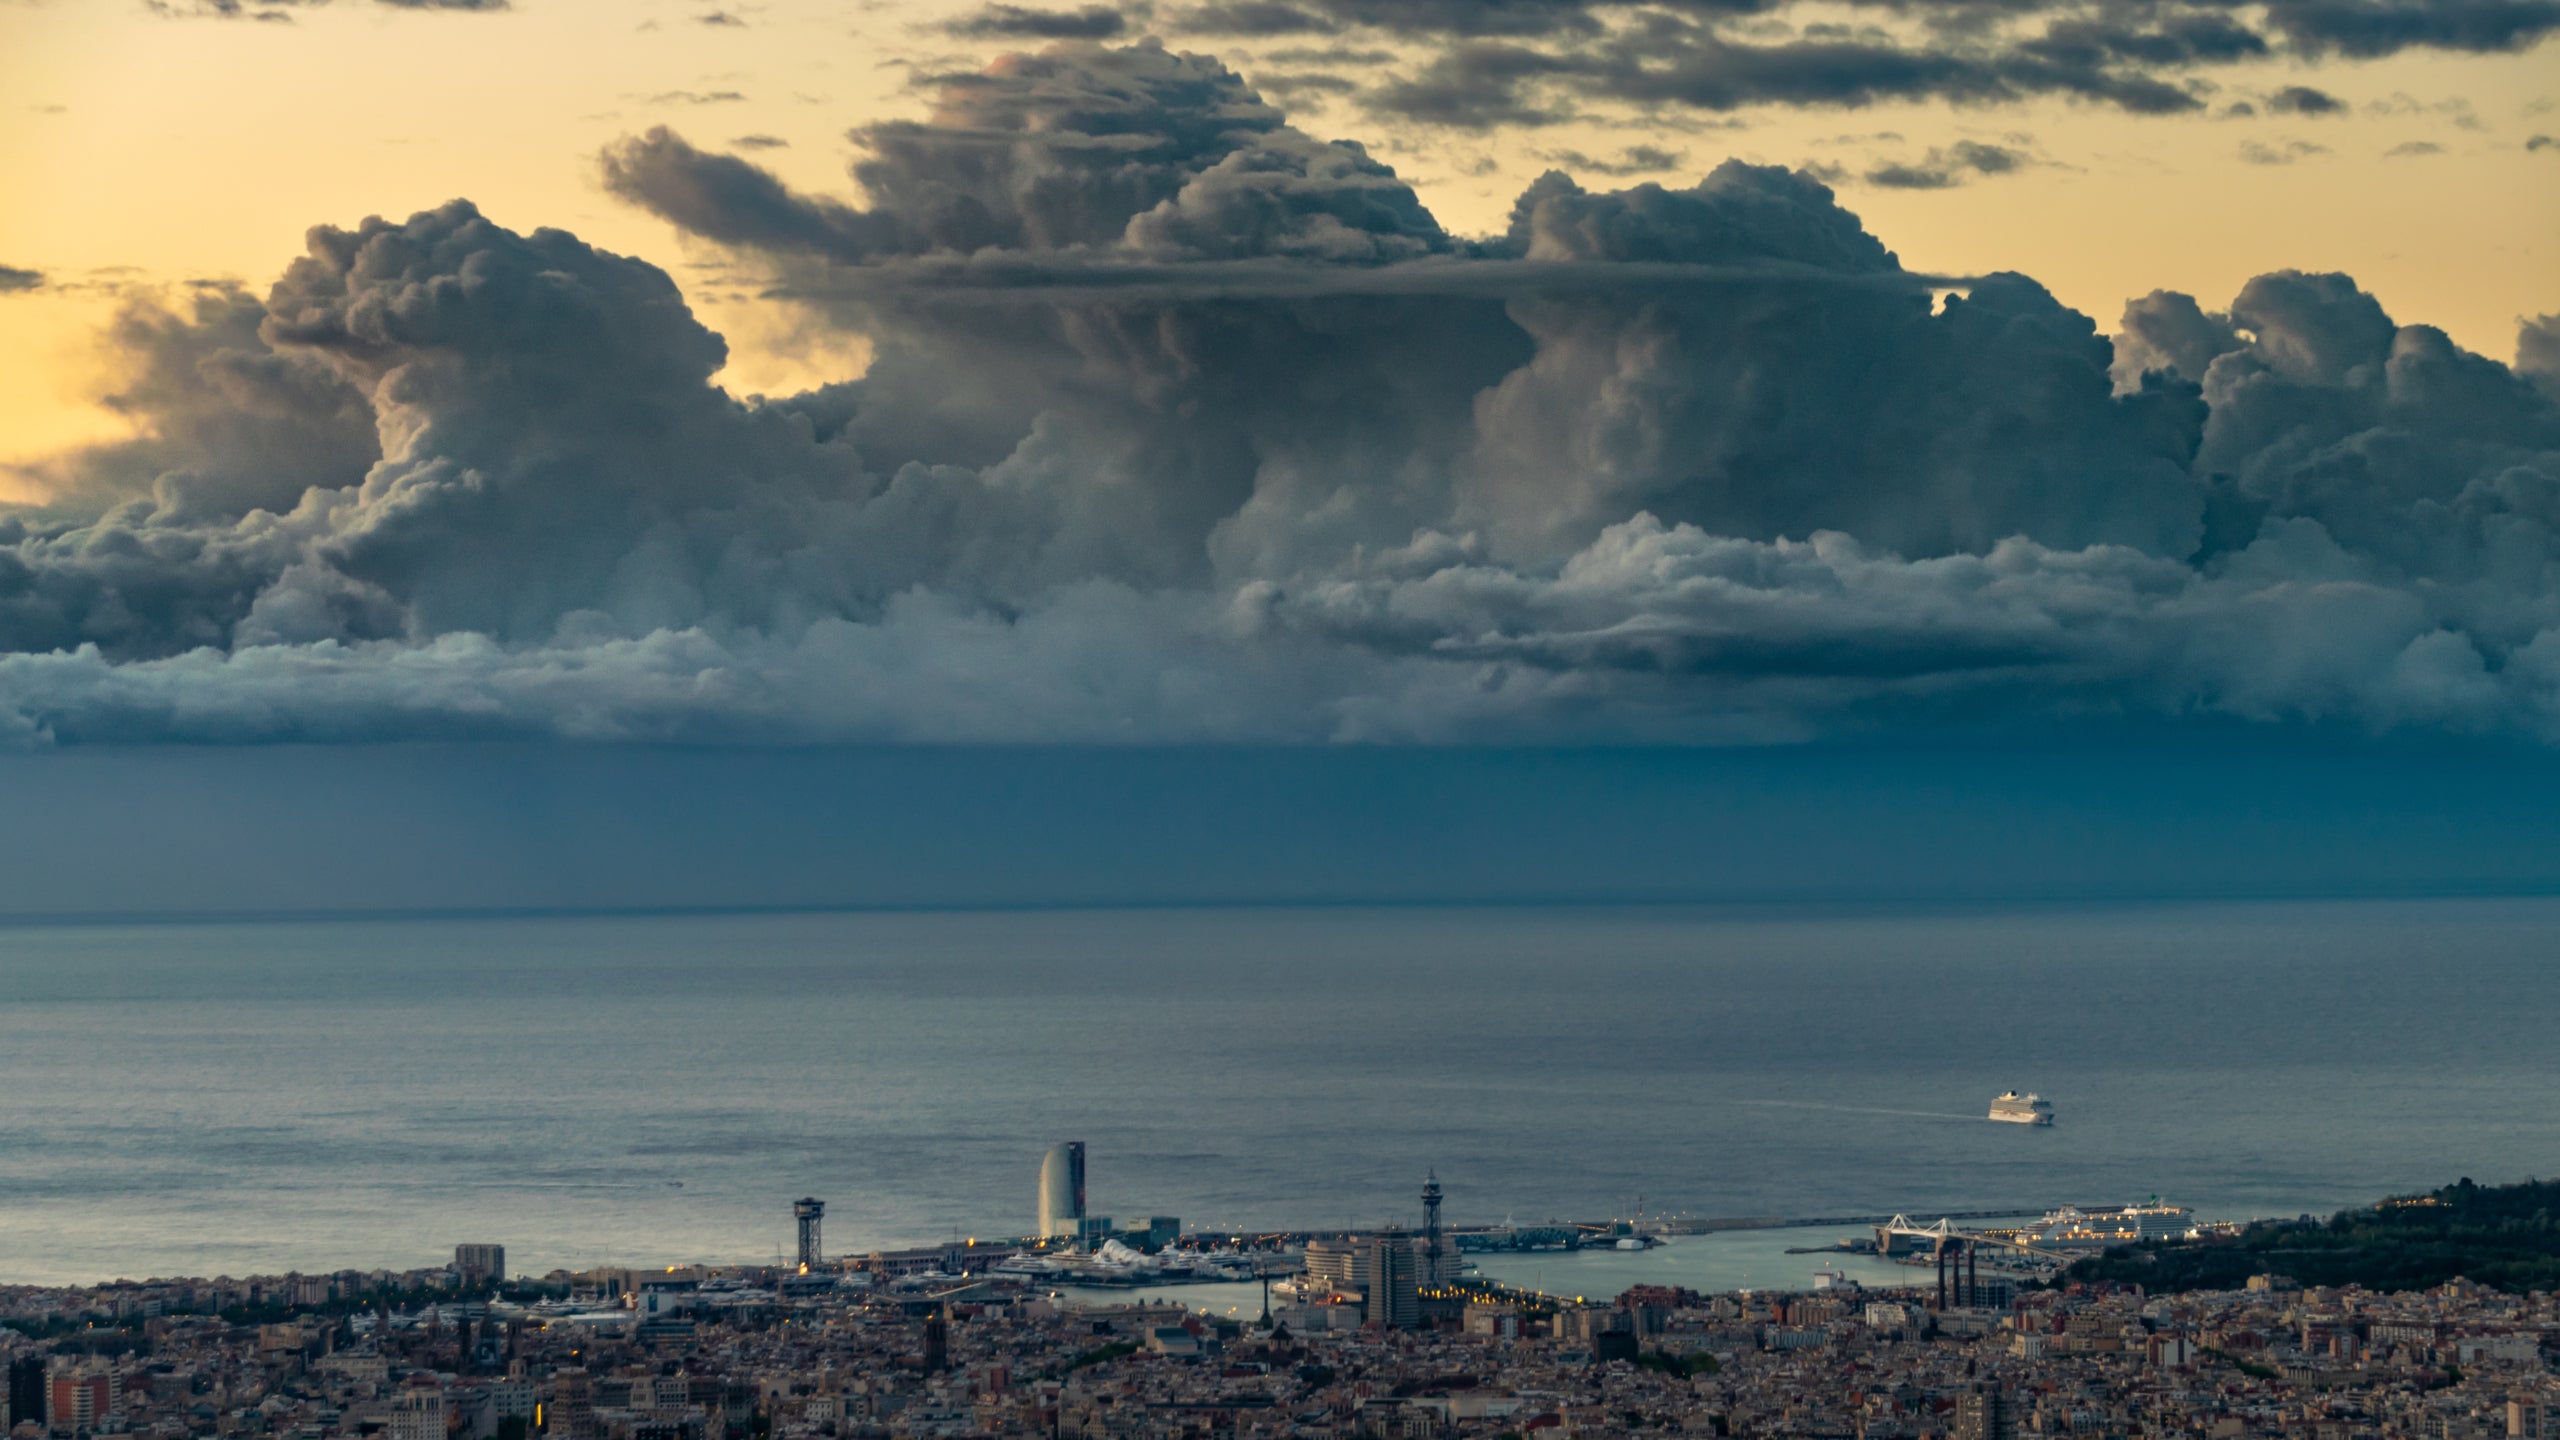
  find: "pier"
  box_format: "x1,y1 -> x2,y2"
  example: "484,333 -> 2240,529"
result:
1649,1207 -> 2052,1234
1142,1206 -> 2067,1251
867,1204 -> 2086,1284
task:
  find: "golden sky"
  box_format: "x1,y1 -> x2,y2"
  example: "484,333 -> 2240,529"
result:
2,0 -> 2553,485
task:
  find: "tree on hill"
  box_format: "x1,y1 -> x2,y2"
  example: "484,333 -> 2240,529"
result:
2064,1176 -> 2560,1295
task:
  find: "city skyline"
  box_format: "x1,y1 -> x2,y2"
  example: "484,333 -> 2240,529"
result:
3,1181 -> 2555,1439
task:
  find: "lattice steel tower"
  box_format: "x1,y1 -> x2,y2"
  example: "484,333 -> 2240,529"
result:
794,1197 -> 825,1272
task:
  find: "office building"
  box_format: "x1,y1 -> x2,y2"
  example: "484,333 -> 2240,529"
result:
1552,1303 -> 1623,1343
1953,1385 -> 2014,1440
7,1357 -> 44,1433
922,1311 -> 949,1374
1364,1233 -> 1419,1329
1038,1142 -> 1087,1241
47,1366 -> 119,1436
1302,1233 -> 1418,1329
454,1244 -> 505,1284
1303,1238 -> 1351,1289
389,1387 -> 446,1440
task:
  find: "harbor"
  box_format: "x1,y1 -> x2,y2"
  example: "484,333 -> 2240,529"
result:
855,1194 -> 2231,1323
1048,1227 -> 1927,1319
837,1141 -> 2228,1304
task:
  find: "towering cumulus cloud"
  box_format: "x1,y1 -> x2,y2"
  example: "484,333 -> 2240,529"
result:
3,41 -> 2557,744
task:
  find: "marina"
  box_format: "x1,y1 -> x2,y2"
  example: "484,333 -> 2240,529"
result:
1047,1226 -> 1933,1318
848,1192 -> 2226,1315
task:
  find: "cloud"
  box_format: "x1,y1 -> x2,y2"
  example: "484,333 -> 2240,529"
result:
0,266 -> 44,294
730,134 -> 790,149
1183,0 -> 1341,31
1142,0 -> 2560,130
7,42 -> 2559,749
1863,139 -> 2028,188
1251,69 -> 1364,101
143,0 -> 305,17
1291,0 -> 1611,38
2520,314 -> 2560,398
697,9 -> 747,25
2264,0 -> 2560,56
2363,91 -> 2483,125
2385,138 -> 2445,154
949,2 -> 1141,38
148,0 -> 506,12
2267,83 -> 2346,113
1862,163 -> 1956,188
604,44 -> 1457,267
2527,133 -> 2557,150
646,90 -> 749,105
1365,43 -> 1580,127
1214,0 -> 2560,60
1542,143 -> 1687,175
8,285 -> 379,529
1356,24 -> 2220,129
145,0 -> 2560,124
2240,137 -> 2329,163
1948,139 -> 2026,173
1262,45 -> 1397,61
2111,289 -> 2244,389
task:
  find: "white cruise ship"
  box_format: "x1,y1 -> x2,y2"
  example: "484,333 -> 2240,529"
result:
1988,1090 -> 2054,1125
2015,1203 -> 2192,1248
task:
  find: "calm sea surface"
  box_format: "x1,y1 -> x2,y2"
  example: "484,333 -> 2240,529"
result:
2,900 -> 2555,1287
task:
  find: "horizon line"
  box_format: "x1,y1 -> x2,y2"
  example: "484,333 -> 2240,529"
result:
4,881 -> 2557,930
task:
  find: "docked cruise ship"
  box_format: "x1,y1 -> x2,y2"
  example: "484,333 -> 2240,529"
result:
2015,1203 -> 2194,1249
1989,1090 -> 2055,1125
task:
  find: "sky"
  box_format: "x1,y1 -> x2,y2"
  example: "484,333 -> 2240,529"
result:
0,0 -> 2556,909
1,0 -> 2552,464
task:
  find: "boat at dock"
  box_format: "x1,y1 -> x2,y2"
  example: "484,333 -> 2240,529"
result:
2012,1202 -> 2194,1248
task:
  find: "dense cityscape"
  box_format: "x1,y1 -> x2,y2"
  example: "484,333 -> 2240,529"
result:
6,1161 -> 2556,1440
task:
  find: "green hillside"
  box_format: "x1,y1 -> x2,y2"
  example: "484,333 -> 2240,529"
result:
2064,1177 -> 2560,1295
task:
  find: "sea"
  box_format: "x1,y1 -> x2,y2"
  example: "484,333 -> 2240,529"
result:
2,898 -> 2555,1290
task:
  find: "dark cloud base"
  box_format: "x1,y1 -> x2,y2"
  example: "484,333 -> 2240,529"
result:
7,738 -> 2559,914
1181,0 -> 2560,126
950,2 -> 1141,38
4,42 -> 2558,748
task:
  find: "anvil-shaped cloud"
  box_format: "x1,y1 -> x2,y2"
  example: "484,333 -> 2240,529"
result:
3,42 -> 2556,746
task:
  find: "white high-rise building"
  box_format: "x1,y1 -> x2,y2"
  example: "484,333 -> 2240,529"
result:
389,1388 -> 445,1440
1300,1234 -> 1418,1329
1038,1142 -> 1087,1242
